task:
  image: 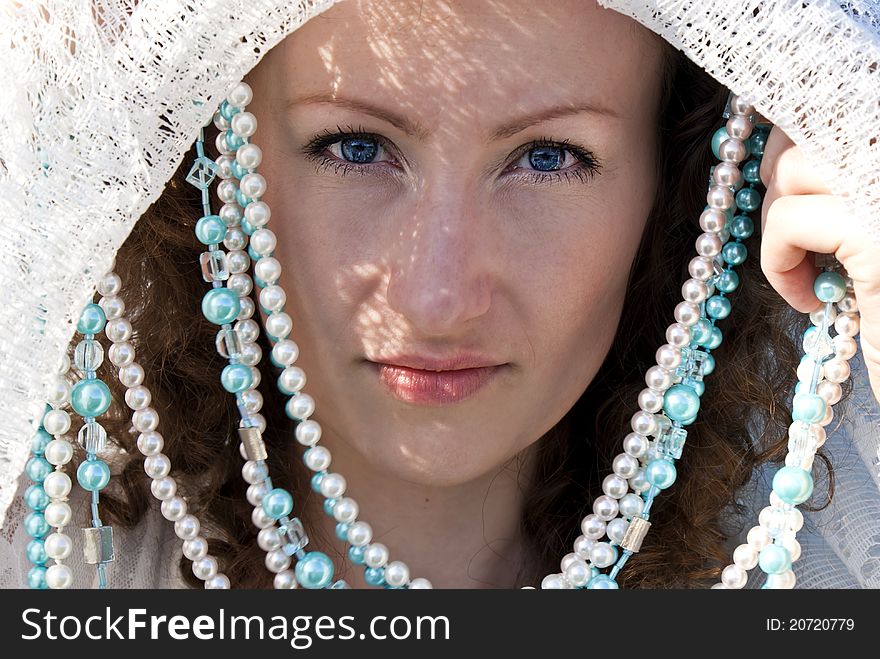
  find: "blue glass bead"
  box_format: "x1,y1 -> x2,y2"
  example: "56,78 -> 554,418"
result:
586,574 -> 619,589
335,522 -> 351,541
77,459 -> 111,491
662,384 -> 700,424
348,545 -> 366,565
792,392 -> 826,423
253,274 -> 267,289
680,414 -> 697,426
701,353 -> 715,376
692,318 -> 712,346
236,189 -> 254,210
225,129 -> 244,151
645,458 -> 677,489
27,566 -> 48,590
364,567 -> 386,587
715,269 -> 739,294
24,512 -> 49,538
220,363 -> 253,393
230,159 -> 248,180
711,127 -> 729,160
77,303 -> 106,335
26,456 -> 52,483
813,271 -> 847,303
690,380 -> 705,397
735,187 -> 761,212
707,326 -> 723,350
248,245 -> 261,261
295,551 -> 334,589
722,242 -> 748,266
240,217 -> 255,235
758,544 -> 792,575
262,487 -> 294,520
705,295 -> 731,320
742,160 -> 761,185
749,132 -> 767,157
30,428 -> 51,455
772,466 -> 813,505
730,215 -> 754,239
195,215 -> 226,245
26,539 -> 48,565
24,484 -> 49,511
323,497 -> 338,517
70,378 -> 112,418
201,288 -> 241,325
219,100 -> 240,121
310,472 -> 325,493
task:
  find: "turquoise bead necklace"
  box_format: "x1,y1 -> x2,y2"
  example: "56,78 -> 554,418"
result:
22,86 -> 862,589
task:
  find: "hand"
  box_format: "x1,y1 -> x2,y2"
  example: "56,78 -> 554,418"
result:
759,125 -> 880,408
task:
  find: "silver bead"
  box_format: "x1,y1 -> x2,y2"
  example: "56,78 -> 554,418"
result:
150,476 -> 177,500
231,111 -> 258,138
726,114 -> 754,140
236,143 -> 263,170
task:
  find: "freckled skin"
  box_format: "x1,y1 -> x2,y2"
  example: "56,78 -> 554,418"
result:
244,0 -> 664,588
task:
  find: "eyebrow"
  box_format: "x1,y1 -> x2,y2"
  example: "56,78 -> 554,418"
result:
284,92 -> 619,142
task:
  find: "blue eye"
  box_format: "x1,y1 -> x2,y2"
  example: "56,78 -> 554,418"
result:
339,136 -> 381,164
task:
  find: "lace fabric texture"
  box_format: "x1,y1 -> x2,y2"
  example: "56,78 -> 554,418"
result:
1,0 -> 880,587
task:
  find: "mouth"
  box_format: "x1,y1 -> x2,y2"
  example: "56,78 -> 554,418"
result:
366,361 -> 505,406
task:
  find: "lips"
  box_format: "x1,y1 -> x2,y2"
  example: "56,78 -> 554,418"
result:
369,362 -> 503,405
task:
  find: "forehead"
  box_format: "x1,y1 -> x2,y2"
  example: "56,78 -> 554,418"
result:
258,0 -> 665,126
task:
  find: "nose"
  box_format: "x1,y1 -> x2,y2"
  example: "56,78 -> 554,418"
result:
386,186 -> 494,336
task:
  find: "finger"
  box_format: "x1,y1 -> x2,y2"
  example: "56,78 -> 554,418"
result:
760,194 -> 848,313
760,138 -> 833,198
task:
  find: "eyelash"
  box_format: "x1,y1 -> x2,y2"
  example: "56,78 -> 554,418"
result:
300,124 -> 602,185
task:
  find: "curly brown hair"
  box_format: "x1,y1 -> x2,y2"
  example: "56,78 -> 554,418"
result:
77,41 -> 847,589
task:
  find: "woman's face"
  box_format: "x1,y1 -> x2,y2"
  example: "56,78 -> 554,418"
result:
245,0 -> 665,487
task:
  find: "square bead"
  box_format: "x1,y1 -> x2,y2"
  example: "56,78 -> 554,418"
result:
215,327 -> 242,359
186,156 -> 220,190
655,424 -> 688,460
199,250 -> 229,282
82,525 -> 115,564
280,517 -> 309,556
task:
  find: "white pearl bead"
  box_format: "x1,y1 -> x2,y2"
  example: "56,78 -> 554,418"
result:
618,493 -> 644,518
108,341 -> 135,366
320,472 -> 347,499
819,404 -> 834,426
48,378 -> 70,406
242,389 -> 263,414
183,536 -> 208,561
718,138 -> 747,163
631,410 -> 658,436
573,535 -> 595,559
175,514 -> 201,540
224,226 -> 247,250
45,439 -> 73,466
781,537 -> 801,562
231,111 -> 257,138
240,172 -> 267,199
637,387 -> 664,413
132,407 -> 160,432
217,180 -> 238,204
137,431 -> 164,456
695,232 -> 723,257
43,471 -> 72,499
205,574 -> 231,589
250,228 -> 277,256
99,295 -> 125,320
707,184 -> 734,210
254,257 -> 282,284
247,482 -> 268,506
43,409 -> 71,435
304,445 -> 331,472
541,574 -> 566,589
816,380 -> 842,405
564,558 -> 591,587
97,272 -> 122,296
712,162 -> 742,188
193,556 -> 219,580
144,453 -> 171,479
279,366 -> 306,393
46,563 -> 73,589
258,527 -> 282,552
834,312 -> 860,337
226,250 -> 250,274
832,335 -> 857,360
733,543 -> 758,570
629,469 -> 649,493
260,285 -> 286,312
593,495 -> 619,521
623,432 -> 648,458
747,525 -> 770,549
215,132 -> 232,156
265,312 -> 293,340
674,301 -> 701,326
272,339 -> 300,366
105,318 -> 133,342
214,154 -> 234,179
681,277 -> 709,304
612,453 -> 639,479
265,549 -> 292,573
290,396 -> 318,425
606,518 -> 629,544
699,208 -> 727,233
240,343 -> 262,368
688,256 -> 714,281
227,82 -> 253,108
560,552 -> 580,572
408,577 -> 433,589
655,344 -> 682,370
150,476 -> 177,500
602,474 -> 628,499
251,412 -> 267,434
160,496 -> 187,521
274,570 -> 299,589
384,561 -> 411,587
119,363 -> 145,388
665,322 -> 691,347
245,200 -> 271,227
823,358 -> 851,383
726,114 -> 754,140
590,542 -> 617,568
581,514 -> 606,540
57,352 -> 71,375
236,143 -> 263,170
242,460 -> 267,484
233,319 -> 259,344
124,385 -> 151,410
721,564 -> 748,589
227,273 -> 253,297
729,94 -> 754,116
796,358 -> 823,383
45,532 -> 72,559
837,291 -> 858,312
347,521 -> 373,547
364,543 -> 390,568
44,502 -> 72,527
332,497 -> 359,523
809,304 -> 837,326
251,506 -> 275,529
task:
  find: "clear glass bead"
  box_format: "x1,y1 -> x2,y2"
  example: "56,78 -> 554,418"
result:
215,327 -> 243,360
280,517 -> 309,556
74,339 -> 104,372
78,421 -> 107,453
655,424 -> 688,460
199,250 -> 229,282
